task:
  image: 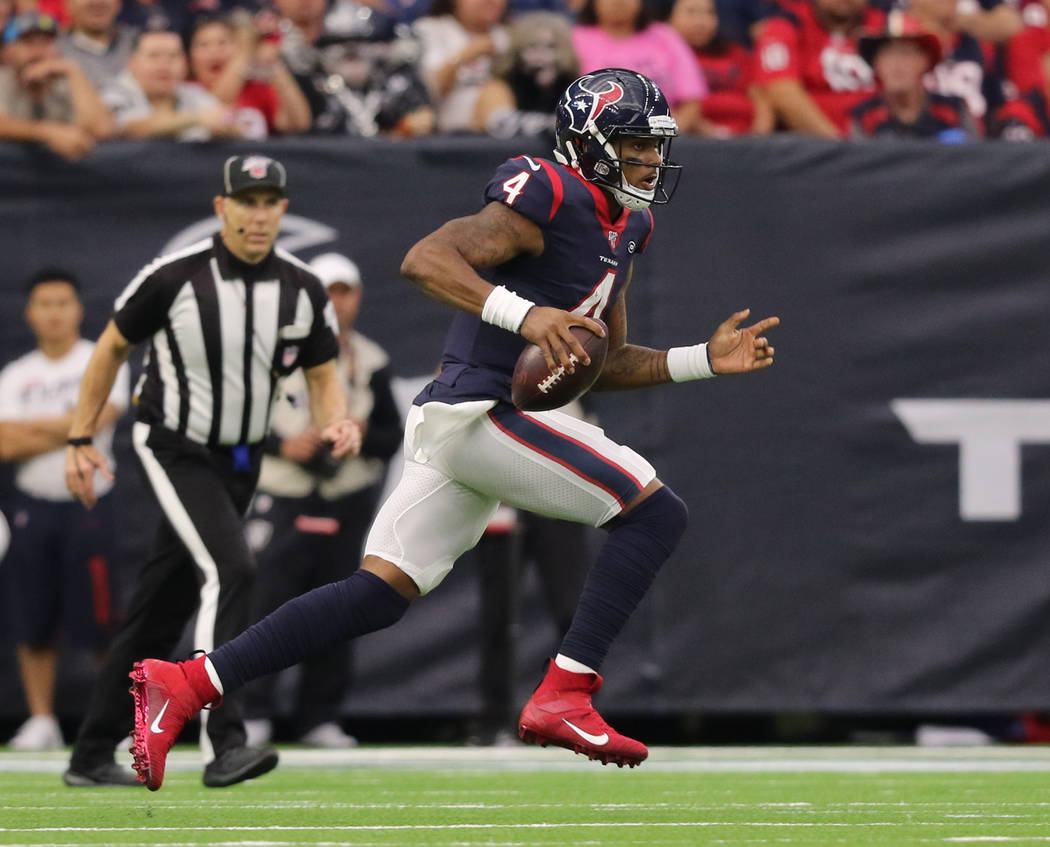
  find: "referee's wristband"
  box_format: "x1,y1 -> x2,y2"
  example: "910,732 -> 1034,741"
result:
666,343 -> 716,382
481,285 -> 535,333
67,436 -> 93,447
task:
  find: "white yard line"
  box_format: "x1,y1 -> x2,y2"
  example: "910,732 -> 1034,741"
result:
6,745 -> 1050,773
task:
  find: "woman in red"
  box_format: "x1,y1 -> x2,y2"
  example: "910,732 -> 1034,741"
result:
187,12 -> 311,140
670,0 -> 773,135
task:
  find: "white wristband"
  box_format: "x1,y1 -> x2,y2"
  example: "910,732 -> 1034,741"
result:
481,285 -> 535,333
667,343 -> 715,382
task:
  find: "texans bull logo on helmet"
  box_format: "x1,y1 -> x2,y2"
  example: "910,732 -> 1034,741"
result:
568,77 -> 626,135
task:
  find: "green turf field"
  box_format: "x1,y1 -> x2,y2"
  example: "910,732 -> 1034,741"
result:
3,745 -> 1050,845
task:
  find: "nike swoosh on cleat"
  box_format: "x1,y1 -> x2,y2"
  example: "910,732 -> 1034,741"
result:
561,718 -> 609,746
150,698 -> 171,734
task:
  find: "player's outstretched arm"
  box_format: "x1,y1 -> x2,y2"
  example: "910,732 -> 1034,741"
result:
594,303 -> 779,390
707,309 -> 779,375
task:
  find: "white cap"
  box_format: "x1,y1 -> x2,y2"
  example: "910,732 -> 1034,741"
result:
310,252 -> 362,290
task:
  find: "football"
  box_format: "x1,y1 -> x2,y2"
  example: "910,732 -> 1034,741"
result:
511,319 -> 609,412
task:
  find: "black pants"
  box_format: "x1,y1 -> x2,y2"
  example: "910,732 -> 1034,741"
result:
243,485 -> 381,736
70,424 -> 262,769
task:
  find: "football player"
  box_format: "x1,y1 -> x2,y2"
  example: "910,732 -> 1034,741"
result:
127,67 -> 779,789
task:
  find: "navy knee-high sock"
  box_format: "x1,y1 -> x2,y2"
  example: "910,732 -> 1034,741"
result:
209,569 -> 409,692
558,486 -> 688,672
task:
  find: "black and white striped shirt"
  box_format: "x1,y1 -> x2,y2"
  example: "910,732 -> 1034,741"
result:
114,234 -> 339,447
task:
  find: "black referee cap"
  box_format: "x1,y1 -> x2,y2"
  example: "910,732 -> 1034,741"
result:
222,155 -> 288,198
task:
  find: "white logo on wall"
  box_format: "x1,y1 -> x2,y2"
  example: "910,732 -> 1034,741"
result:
891,399 -> 1050,521
159,214 -> 338,256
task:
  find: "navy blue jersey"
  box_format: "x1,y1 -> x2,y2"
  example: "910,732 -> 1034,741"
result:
415,156 -> 655,406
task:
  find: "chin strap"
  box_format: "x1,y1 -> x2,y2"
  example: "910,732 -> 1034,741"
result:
611,184 -> 654,212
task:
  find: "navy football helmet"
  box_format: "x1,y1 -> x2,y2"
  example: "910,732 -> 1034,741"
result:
554,68 -> 681,211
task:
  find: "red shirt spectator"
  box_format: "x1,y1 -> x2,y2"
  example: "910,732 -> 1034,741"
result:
755,0 -> 884,136
1004,0 -> 1050,96
696,42 -> 765,133
187,14 -> 311,139
669,0 -> 774,135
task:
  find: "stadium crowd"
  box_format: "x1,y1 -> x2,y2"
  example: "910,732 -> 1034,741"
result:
2,0 -> 1050,156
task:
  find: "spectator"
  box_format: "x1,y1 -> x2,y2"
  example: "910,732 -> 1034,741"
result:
118,0 -> 262,37
1003,0 -> 1045,96
243,252 -> 403,749
754,0 -> 884,138
57,0 -> 138,91
0,268 -> 129,757
1002,0 -> 1050,100
473,10 -> 578,137
275,0 -> 350,132
187,13 -> 311,138
414,0 -> 509,133
907,0 -> 994,124
669,0 -> 774,135
990,80 -> 1050,137
276,0 -> 434,135
0,12 -> 113,160
102,27 -> 241,140
851,12 -> 979,140
572,0 -> 707,132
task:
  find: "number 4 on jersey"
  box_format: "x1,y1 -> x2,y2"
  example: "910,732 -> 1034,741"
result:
573,270 -> 617,318
501,171 -> 531,205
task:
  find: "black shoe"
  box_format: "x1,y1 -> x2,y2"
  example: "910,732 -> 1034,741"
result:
202,745 -> 278,788
63,762 -> 142,787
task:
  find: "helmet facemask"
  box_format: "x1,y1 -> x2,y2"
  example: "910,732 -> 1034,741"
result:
556,114 -> 682,211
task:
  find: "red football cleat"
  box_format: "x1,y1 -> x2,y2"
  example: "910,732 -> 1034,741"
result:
128,659 -> 214,790
518,661 -> 648,768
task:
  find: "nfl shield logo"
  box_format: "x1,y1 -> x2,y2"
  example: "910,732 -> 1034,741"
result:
243,156 -> 272,179
608,231 -> 618,250
282,345 -> 299,368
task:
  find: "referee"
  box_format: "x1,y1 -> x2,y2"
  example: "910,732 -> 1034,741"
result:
62,155 -> 361,788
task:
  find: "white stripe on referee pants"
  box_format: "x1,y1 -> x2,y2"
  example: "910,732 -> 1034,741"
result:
132,421 -> 220,764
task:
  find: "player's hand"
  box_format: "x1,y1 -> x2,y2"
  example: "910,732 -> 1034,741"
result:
65,443 -> 114,510
707,308 -> 779,374
321,418 -> 362,459
520,307 -> 606,375
20,57 -> 73,85
280,429 -> 323,463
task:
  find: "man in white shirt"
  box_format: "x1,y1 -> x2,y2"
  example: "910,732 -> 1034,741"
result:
0,268 -> 129,765
102,27 -> 240,141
